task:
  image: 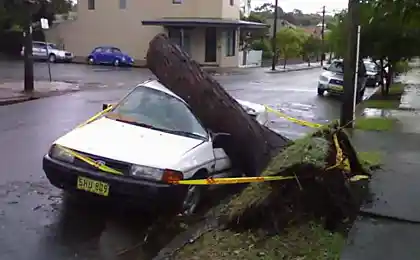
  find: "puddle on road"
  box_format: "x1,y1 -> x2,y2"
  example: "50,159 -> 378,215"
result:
0,180 -> 238,260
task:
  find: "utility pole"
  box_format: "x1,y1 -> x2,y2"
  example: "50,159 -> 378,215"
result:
321,6 -> 325,66
340,0 -> 360,128
271,0 -> 279,71
23,0 -> 35,93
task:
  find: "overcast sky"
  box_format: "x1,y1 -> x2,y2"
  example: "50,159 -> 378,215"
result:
250,0 -> 348,14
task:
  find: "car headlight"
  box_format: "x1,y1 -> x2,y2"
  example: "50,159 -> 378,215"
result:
130,165 -> 183,183
319,76 -> 328,82
121,57 -> 126,61
49,144 -> 74,163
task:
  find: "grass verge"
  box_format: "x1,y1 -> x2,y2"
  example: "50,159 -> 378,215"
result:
357,151 -> 383,172
355,117 -> 397,131
363,83 -> 405,109
174,222 -> 345,260
363,99 -> 400,109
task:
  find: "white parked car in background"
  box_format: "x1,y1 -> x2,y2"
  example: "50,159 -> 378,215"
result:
21,41 -> 73,63
42,80 -> 269,215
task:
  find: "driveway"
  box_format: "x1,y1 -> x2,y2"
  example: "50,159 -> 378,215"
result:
0,62 -> 375,259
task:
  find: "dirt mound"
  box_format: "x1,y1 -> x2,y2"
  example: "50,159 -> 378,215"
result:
224,123 -> 369,232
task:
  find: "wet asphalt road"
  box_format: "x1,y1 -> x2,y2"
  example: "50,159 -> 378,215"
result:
0,61 -> 375,260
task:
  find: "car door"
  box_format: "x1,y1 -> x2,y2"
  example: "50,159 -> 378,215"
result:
32,42 -> 47,58
102,47 -> 114,64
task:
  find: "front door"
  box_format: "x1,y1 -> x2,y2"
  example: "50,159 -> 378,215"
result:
205,28 -> 217,63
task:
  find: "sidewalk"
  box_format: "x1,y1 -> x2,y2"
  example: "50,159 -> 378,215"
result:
266,62 -> 322,74
0,81 -> 80,106
341,72 -> 420,259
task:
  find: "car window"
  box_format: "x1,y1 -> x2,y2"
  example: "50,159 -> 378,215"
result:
94,47 -> 103,53
364,62 -> 378,72
47,43 -> 57,49
327,61 -> 344,73
104,48 -> 112,53
106,86 -> 208,139
33,42 -> 46,48
111,47 -> 121,53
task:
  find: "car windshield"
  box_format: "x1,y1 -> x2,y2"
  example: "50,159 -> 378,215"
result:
105,86 -> 208,140
364,62 -> 378,72
327,61 -> 344,73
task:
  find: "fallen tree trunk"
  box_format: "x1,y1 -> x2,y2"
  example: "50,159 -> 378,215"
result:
146,33 -> 290,176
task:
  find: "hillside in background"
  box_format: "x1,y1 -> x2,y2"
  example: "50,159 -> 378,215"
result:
243,3 -> 335,27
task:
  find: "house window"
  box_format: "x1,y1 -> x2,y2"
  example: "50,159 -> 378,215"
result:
230,0 -> 234,6
173,0 -> 182,4
226,29 -> 236,56
88,0 -> 95,10
119,0 -> 126,9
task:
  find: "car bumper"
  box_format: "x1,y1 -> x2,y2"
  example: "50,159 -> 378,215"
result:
42,155 -> 186,208
366,77 -> 377,86
318,82 -> 344,95
57,55 -> 73,61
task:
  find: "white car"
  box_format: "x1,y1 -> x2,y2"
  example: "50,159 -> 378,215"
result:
21,41 -> 73,63
42,80 -> 268,215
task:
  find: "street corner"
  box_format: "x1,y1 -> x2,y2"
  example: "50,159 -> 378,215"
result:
0,81 -> 81,106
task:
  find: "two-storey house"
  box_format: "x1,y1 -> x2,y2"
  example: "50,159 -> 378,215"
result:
46,0 -> 267,67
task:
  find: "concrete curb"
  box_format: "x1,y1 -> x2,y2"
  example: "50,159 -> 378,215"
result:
0,96 -> 34,106
265,65 -> 322,74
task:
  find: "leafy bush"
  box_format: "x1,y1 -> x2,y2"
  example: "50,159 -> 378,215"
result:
394,60 -> 411,74
250,39 -> 273,59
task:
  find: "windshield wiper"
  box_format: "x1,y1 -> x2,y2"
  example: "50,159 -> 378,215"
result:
115,119 -> 155,129
164,130 -> 206,139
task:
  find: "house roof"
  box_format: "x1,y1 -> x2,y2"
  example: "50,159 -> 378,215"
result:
142,17 -> 268,29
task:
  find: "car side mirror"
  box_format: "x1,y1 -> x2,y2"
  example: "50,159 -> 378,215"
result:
211,132 -> 231,149
102,103 -> 111,110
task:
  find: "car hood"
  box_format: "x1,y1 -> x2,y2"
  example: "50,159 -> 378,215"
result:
322,70 -> 343,80
54,117 -> 204,168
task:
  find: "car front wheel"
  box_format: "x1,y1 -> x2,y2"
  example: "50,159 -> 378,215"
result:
317,88 -> 325,96
113,59 -> 120,66
48,54 -> 56,63
181,185 -> 203,216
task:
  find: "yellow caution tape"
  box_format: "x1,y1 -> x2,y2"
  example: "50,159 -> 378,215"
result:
349,175 -> 370,182
332,133 -> 351,172
169,175 -> 297,185
76,105 -> 113,129
169,173 -> 367,185
57,144 -> 123,175
264,106 -> 324,128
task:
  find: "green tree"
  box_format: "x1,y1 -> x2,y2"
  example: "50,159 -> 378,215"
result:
276,28 -> 304,68
301,34 -> 322,66
0,0 -> 73,32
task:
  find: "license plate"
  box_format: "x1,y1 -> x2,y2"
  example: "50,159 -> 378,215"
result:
77,176 -> 109,196
330,85 -> 343,91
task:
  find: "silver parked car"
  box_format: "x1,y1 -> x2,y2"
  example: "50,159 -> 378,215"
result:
317,59 -> 367,101
21,41 -> 74,63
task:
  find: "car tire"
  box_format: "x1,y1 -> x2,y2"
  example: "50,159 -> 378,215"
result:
180,170 -> 207,216
113,59 -> 120,67
48,54 -> 56,63
317,88 -> 324,96
87,56 -> 95,65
